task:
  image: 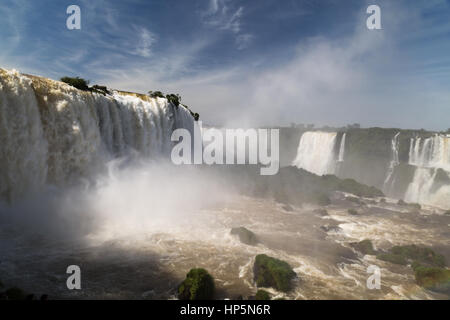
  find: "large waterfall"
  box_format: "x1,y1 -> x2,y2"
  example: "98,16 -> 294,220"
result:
405,135 -> 450,207
0,69 -> 195,201
409,135 -> 450,171
292,131 -> 338,176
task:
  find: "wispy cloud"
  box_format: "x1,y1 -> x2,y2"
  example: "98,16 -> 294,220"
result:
202,0 -> 251,49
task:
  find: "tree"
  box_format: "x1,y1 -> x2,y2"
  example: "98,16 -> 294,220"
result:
60,77 -> 90,91
148,91 -> 165,98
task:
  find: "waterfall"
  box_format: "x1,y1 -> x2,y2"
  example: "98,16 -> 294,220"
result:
383,132 -> 400,193
0,68 -> 195,201
292,131 -> 337,176
408,134 -> 450,171
404,134 -> 450,208
338,133 -> 346,162
404,168 -> 438,205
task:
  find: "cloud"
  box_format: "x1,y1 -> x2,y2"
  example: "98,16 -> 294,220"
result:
132,27 -> 157,58
202,0 -> 250,48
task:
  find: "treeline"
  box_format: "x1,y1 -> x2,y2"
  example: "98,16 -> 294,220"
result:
60,77 -> 199,121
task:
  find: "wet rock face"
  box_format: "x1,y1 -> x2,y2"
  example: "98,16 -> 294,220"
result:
177,268 -> 215,300
230,227 -> 258,246
350,240 -> 376,255
320,225 -> 342,233
253,254 -> 296,292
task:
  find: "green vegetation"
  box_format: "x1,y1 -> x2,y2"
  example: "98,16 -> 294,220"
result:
377,253 -> 408,265
397,199 -> 407,206
148,90 -> 165,98
91,85 -> 110,95
253,254 -> 296,292
348,208 -> 359,216
166,93 -> 181,107
178,268 -> 215,300
377,245 -> 446,268
230,227 -> 258,246
414,266 -> 450,293
61,76 -> 90,91
255,290 -> 271,300
444,210 -> 450,215
351,240 -> 376,255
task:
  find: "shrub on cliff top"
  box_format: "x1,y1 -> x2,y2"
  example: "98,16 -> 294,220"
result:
178,268 -> 215,300
148,90 -> 165,98
61,76 -> 90,91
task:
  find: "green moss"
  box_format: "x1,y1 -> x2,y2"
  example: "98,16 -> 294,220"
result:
377,245 -> 446,268
377,253 -> 408,265
178,268 -> 215,300
348,209 -> 359,215
414,266 -> 450,293
255,290 -> 271,300
253,254 -> 296,292
5,287 -> 26,300
391,245 -> 445,268
351,240 -> 376,255
230,227 -> 258,246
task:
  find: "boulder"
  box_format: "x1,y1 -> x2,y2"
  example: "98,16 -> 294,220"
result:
230,227 -> 258,246
178,268 -> 215,300
253,254 -> 296,292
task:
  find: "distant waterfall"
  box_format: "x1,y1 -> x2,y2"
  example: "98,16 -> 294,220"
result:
0,69 -> 195,201
338,133 -> 346,162
409,135 -> 450,171
292,131 -> 337,176
383,132 -> 400,193
404,134 -> 450,208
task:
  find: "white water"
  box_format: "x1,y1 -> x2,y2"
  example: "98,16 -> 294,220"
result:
0,69 -> 195,201
338,133 -> 346,162
383,132 -> 400,193
405,134 -> 450,208
409,135 -> 450,171
292,131 -> 337,176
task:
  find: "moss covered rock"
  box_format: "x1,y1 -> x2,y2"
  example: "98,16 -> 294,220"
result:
253,254 -> 296,292
377,253 -> 408,265
351,240 -> 376,255
377,245 -> 446,268
178,268 -> 215,300
414,266 -> 450,293
348,208 -> 359,215
255,290 -> 271,300
230,227 -> 258,246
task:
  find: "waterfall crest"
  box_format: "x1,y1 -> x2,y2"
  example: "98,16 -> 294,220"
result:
292,131 -> 337,176
0,69 -> 195,201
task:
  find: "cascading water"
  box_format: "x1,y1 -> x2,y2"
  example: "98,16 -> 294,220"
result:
338,133 -> 346,162
409,135 -> 450,171
0,68 -> 196,201
405,134 -> 450,208
383,132 -> 400,193
292,131 -> 337,176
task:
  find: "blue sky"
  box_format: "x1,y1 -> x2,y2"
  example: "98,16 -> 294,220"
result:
1,0 -> 450,130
